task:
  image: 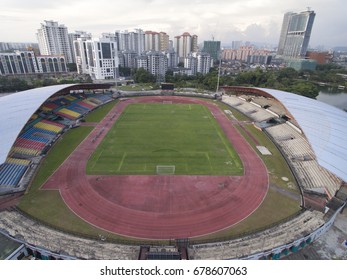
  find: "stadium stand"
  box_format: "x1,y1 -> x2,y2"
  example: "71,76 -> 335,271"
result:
266,123 -> 300,141
13,138 -> 46,151
222,95 -> 343,198
56,108 -> 82,120
34,120 -> 64,134
189,210 -> 325,260
223,95 -> 273,122
293,161 -> 342,196
0,88 -> 115,191
0,159 -> 30,187
0,210 -> 138,260
265,122 -> 342,197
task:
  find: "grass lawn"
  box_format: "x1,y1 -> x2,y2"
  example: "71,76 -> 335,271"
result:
87,103 -> 243,175
84,100 -> 117,123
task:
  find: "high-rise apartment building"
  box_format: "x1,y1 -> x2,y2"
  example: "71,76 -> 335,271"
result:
144,31 -> 170,52
166,50 -> 178,68
0,42 -> 39,52
159,32 -> 170,52
36,20 -> 74,63
145,31 -> 160,51
232,41 -> 242,50
146,51 -> 168,82
174,32 -> 198,62
115,29 -> 145,55
277,10 -> 316,58
69,31 -> 92,63
184,52 -> 211,75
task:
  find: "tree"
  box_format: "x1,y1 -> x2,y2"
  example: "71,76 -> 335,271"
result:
119,66 -> 132,77
133,68 -> 156,83
67,63 -> 77,72
290,81 -> 319,99
278,67 -> 298,81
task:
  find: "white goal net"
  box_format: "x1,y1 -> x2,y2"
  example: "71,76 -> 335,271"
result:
156,165 -> 175,175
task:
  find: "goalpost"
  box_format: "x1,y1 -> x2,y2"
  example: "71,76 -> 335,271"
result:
156,165 -> 175,175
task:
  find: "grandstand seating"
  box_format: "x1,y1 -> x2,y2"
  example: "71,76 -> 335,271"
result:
0,159 -> 30,187
0,91 -> 114,190
279,138 -> 315,160
265,123 -> 301,141
265,123 -> 342,197
14,138 -> 46,151
292,161 -> 342,195
34,120 -> 64,134
190,210 -> 325,260
77,100 -> 94,109
56,108 -> 81,120
223,96 -> 343,198
66,103 -> 90,115
20,127 -> 56,143
222,95 -> 273,122
10,147 -> 41,157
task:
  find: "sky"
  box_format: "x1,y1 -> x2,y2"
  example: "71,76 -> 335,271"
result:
0,0 -> 346,48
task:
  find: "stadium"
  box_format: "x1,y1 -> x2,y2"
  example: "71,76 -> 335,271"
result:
0,84 -> 346,260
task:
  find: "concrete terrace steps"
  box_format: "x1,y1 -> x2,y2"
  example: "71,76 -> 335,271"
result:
189,210 -> 325,260
0,210 -> 139,260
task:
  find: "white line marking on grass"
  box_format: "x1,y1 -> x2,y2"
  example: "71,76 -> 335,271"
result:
91,148 -> 104,170
117,152 -> 127,171
205,152 -> 213,172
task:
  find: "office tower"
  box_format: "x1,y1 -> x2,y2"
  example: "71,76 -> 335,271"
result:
202,40 -> 221,61
74,36 -> 119,80
36,20 -> 74,63
174,32 -> 198,62
277,9 -> 316,58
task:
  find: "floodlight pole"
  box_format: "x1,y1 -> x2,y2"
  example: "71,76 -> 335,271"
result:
216,51 -> 221,94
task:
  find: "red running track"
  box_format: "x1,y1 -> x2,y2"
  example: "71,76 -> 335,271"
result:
42,96 -> 269,239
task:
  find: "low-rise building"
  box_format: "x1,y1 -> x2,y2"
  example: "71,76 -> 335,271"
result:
0,51 -> 67,75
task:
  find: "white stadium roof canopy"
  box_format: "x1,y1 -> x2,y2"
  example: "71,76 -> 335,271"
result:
257,88 -> 347,183
0,85 -> 346,183
0,84 -> 78,165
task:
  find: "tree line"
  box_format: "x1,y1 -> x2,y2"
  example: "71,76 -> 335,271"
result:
2,63 -> 346,98
126,63 -> 347,99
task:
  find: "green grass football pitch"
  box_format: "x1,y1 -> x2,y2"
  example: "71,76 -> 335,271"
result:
87,103 -> 243,175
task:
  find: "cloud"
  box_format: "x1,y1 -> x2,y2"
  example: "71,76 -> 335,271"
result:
0,0 -> 346,47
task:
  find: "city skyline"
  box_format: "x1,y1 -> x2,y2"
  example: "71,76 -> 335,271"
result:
1,0 -> 346,48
